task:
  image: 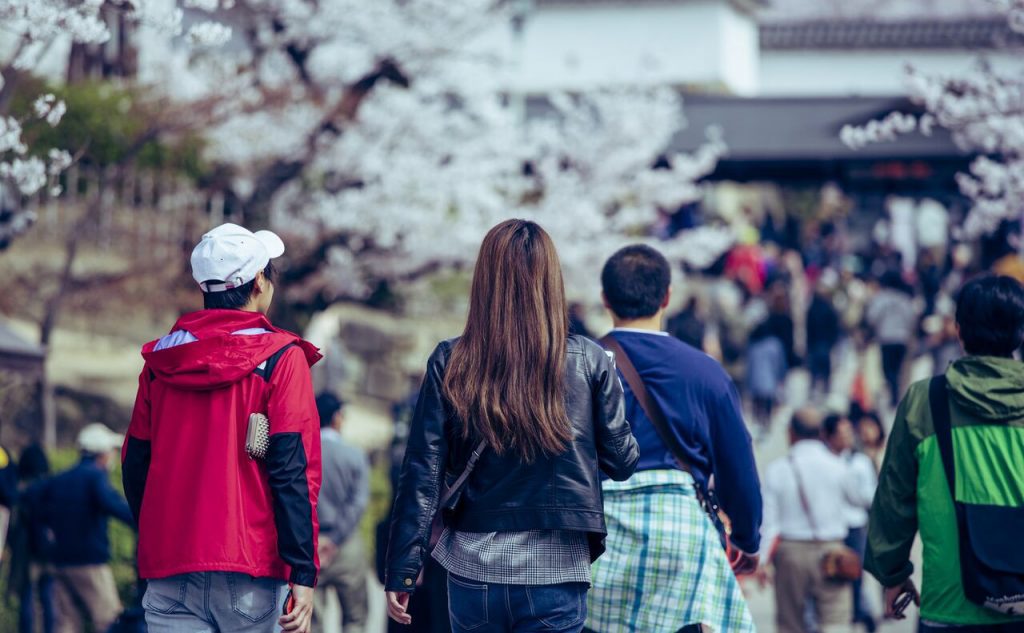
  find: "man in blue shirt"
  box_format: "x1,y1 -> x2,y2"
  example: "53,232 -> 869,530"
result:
41,423 -> 133,633
586,245 -> 763,633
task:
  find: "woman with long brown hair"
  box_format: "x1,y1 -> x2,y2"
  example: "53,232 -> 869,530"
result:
384,219 -> 639,633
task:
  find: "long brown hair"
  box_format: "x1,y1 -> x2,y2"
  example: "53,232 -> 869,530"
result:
443,219 -> 572,463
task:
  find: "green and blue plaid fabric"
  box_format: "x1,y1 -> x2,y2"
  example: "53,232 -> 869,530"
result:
587,469 -> 756,633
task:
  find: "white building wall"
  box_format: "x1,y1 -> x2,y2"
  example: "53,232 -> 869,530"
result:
477,0 -> 759,95
760,49 -> 1024,96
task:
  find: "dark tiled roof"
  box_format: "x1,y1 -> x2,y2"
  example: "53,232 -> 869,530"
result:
667,94 -> 963,161
761,18 -> 1021,50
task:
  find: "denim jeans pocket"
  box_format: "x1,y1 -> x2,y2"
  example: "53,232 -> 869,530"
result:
143,576 -> 190,615
526,583 -> 586,630
226,575 -> 279,623
448,574 -> 489,631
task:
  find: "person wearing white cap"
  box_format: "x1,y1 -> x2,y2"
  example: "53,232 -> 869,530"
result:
38,423 -> 133,633
122,223 -> 323,633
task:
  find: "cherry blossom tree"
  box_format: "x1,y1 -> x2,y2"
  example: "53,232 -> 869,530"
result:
0,0 -> 228,245
158,0 -> 730,306
840,0 -> 1024,238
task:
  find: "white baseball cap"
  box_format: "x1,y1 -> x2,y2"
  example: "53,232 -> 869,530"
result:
77,423 -> 124,454
191,223 -> 285,293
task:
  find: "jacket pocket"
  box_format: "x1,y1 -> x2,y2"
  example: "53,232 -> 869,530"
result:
142,576 -> 190,615
226,575 -> 279,623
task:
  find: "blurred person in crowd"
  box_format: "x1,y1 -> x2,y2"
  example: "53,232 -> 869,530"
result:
385,220 -> 639,632
917,250 -> 945,318
807,274 -> 842,400
724,233 -> 767,296
924,311 -> 962,376
313,392 -> 369,633
867,275 -> 1024,631
760,408 -> 864,633
667,296 -> 706,351
586,245 -> 761,633
865,271 -> 919,408
568,302 -> 593,339
747,320 -> 788,436
40,424 -> 133,633
823,414 -> 878,633
853,412 -> 886,473
122,223 -> 322,633
8,444 -> 55,633
764,278 -> 801,369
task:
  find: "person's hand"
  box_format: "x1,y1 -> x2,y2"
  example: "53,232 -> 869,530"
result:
754,565 -> 773,589
729,548 -> 759,576
884,578 -> 920,620
279,584 -> 314,632
318,539 -> 338,567
387,591 -> 412,626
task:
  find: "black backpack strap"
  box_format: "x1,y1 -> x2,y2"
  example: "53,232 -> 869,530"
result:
929,375 -> 957,500
254,343 -> 297,382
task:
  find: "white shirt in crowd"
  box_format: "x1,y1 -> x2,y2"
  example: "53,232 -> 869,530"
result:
760,440 -> 871,562
841,449 -> 878,530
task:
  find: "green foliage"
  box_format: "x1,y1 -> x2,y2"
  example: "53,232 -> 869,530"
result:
10,77 -> 209,181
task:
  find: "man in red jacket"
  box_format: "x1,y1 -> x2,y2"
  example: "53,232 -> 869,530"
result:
122,223 -> 322,633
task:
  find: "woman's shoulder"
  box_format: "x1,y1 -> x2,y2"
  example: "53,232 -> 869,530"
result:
567,333 -> 607,358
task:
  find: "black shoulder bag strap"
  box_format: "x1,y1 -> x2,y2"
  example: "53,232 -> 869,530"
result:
439,439 -> 488,510
428,437 -> 487,552
929,375 -> 957,500
600,334 -> 696,479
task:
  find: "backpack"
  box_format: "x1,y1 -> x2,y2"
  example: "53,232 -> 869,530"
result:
929,376 -> 1024,616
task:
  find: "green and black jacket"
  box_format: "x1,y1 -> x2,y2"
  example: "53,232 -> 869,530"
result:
866,356 -> 1024,626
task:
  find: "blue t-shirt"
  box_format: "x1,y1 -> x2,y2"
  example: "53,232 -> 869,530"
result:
606,329 -> 763,553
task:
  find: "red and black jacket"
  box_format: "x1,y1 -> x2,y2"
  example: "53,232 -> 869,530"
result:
122,310 -> 323,586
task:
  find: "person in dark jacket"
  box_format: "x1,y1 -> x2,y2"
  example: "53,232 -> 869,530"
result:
385,220 -> 639,632
121,223 -> 322,633
806,280 -> 841,399
7,444 -> 54,633
41,424 -> 133,633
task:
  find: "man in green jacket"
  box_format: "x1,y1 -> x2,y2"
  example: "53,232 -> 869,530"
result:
866,274 -> 1024,632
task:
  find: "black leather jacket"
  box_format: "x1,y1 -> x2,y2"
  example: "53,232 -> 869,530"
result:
384,334 -> 639,591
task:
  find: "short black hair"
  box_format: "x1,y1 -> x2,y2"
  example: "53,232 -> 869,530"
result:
316,392 -> 345,428
18,444 -> 49,481
601,245 -> 671,319
790,407 -> 823,440
822,413 -> 846,439
955,274 -> 1024,357
203,261 -> 276,310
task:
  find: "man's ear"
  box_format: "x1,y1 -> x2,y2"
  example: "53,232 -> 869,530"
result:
601,291 -> 610,311
252,271 -> 266,295
661,286 -> 673,309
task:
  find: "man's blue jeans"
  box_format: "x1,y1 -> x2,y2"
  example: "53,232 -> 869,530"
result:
448,573 -> 588,633
143,572 -> 289,632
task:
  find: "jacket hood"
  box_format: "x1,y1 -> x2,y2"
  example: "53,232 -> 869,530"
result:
141,310 -> 321,391
946,355 -> 1024,420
